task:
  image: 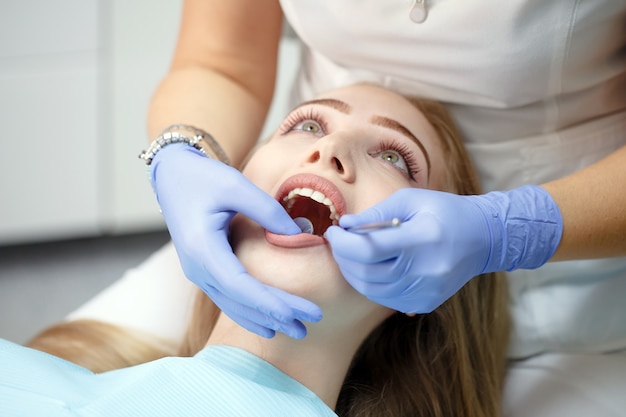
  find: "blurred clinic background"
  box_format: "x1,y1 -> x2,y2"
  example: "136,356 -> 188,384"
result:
0,0 -> 300,343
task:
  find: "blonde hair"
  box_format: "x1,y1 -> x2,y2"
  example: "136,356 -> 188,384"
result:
28,88 -> 509,417
326,96 -> 510,417
26,319 -> 176,373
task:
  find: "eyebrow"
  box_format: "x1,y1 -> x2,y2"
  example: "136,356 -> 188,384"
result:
294,98 -> 352,114
294,97 -> 431,179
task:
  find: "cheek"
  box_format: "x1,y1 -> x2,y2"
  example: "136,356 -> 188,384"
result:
353,171 -> 414,212
241,146 -> 292,191
428,156 -> 452,192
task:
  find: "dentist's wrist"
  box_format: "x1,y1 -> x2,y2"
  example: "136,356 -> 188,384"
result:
475,185 -> 563,273
139,124 -> 231,166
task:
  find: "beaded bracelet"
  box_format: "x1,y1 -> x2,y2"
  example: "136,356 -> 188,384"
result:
139,124 -> 231,166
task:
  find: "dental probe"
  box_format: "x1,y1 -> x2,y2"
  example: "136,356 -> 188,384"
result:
344,218 -> 402,234
293,217 -> 402,234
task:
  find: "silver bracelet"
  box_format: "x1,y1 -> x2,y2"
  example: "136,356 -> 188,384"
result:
139,124 -> 231,166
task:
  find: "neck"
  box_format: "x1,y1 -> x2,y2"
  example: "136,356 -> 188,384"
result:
205,313 -> 367,408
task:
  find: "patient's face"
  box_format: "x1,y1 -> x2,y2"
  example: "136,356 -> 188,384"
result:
231,84 -> 446,324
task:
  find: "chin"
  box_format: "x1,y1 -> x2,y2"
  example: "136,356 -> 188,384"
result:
230,216 -> 353,302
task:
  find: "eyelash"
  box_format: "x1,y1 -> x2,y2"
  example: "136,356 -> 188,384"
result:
279,108 -> 328,135
279,108 -> 421,181
372,140 -> 421,180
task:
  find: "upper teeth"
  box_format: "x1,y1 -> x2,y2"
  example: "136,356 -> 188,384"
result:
283,187 -> 339,224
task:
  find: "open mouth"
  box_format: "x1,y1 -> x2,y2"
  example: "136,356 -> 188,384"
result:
281,187 -> 340,236
273,174 -> 347,241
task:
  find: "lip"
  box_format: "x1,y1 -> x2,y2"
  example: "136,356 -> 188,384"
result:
265,173 -> 347,248
265,230 -> 327,248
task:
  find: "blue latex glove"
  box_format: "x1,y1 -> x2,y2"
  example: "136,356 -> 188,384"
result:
150,144 -> 322,338
324,185 -> 563,313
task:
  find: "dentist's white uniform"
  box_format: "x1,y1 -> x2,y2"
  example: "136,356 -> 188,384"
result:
70,1 -> 626,415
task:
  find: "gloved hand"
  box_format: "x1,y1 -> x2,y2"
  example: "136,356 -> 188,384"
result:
324,185 -> 563,313
150,144 -> 322,338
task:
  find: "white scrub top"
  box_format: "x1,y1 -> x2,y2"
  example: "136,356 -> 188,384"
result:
280,0 -> 626,358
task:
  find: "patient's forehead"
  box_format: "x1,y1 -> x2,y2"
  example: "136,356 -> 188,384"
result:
320,84 -> 411,106
312,84 -> 436,140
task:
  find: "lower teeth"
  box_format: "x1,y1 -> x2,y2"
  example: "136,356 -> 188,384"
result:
294,217 -> 314,234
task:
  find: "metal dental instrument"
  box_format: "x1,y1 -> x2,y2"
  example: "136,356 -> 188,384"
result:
294,217 -> 314,234
294,217 -> 402,234
345,218 -> 402,234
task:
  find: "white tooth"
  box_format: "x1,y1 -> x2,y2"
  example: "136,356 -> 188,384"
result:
322,197 -> 333,206
298,187 -> 314,197
310,190 -> 325,203
284,189 -> 297,201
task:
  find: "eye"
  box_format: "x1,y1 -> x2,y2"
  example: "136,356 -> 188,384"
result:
370,140 -> 421,181
297,120 -> 322,134
374,149 -> 409,172
379,150 -> 401,165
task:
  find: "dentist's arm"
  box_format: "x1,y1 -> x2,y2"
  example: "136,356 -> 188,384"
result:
148,0 -> 278,163
325,145 -> 626,313
146,0 -> 321,338
543,144 -> 626,260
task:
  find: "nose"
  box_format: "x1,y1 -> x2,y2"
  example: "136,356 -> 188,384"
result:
303,131 -> 357,183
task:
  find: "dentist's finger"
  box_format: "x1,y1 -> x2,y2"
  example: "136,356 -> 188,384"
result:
214,166 -> 301,236
325,225 -> 404,263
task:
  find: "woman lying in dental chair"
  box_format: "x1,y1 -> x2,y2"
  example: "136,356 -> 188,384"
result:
3,83 -> 509,417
